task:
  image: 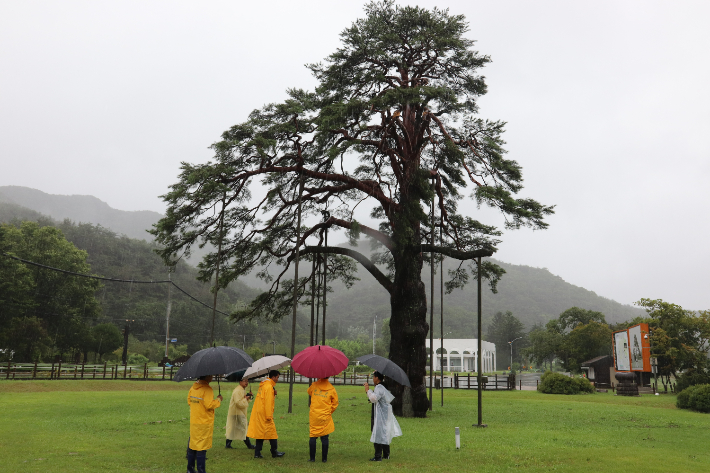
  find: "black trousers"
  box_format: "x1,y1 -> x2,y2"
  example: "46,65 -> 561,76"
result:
309,434 -> 329,460
374,443 -> 390,459
254,438 -> 278,456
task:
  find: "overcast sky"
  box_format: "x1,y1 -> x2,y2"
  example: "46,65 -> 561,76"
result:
1,1 -> 708,310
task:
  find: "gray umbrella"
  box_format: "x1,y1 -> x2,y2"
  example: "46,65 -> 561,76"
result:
173,346 -> 253,383
356,354 -> 411,387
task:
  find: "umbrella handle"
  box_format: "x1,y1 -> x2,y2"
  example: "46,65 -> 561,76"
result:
218,376 -> 221,397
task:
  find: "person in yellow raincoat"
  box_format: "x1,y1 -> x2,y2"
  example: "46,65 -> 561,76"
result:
187,375 -> 222,473
225,376 -> 254,449
307,377 -> 339,463
246,370 -> 285,458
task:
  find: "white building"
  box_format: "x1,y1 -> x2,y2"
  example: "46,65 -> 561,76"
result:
425,339 -> 496,373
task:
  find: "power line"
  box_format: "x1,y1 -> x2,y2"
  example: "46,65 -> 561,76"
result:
1,251 -> 232,317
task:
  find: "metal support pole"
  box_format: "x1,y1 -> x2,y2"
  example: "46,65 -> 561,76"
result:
475,256 -> 486,427
440,214 -> 444,407
288,171 -> 305,414
429,192 -> 435,410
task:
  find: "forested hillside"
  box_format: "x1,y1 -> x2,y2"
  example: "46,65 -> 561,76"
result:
0,186 -> 162,242
1,195 -> 644,360
0,202 -> 275,356
241,242 -> 644,340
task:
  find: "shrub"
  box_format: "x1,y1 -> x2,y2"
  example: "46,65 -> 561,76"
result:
127,353 -> 149,365
676,385 -> 696,409
688,384 -> 710,413
675,370 -> 710,393
538,371 -> 594,395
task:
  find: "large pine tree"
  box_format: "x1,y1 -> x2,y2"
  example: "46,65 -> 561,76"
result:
152,1 -> 552,417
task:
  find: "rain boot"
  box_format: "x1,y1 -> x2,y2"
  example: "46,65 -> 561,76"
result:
186,448 -> 196,473
370,444 -> 382,461
244,438 -> 255,449
270,439 -> 285,458
309,437 -> 316,462
254,439 -> 264,458
321,435 -> 329,463
225,439 -> 233,449
196,450 -> 206,473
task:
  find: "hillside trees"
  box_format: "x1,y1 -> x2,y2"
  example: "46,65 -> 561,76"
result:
636,298 -> 710,381
151,1 -> 552,417
486,311 -> 528,369
0,222 -> 102,361
524,307 -> 611,372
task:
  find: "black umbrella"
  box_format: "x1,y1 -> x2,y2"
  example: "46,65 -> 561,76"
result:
173,346 -> 253,395
356,354 -> 411,387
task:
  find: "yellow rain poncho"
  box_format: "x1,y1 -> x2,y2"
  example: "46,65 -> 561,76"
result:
307,379 -> 339,437
225,384 -> 250,440
246,378 -> 278,440
187,381 -> 221,450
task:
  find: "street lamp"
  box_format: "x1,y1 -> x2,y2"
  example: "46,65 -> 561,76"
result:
508,337 -> 522,370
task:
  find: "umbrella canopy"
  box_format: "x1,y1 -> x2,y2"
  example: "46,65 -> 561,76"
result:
356,354 -> 411,387
173,346 -> 254,382
291,345 -> 349,378
239,355 -> 292,380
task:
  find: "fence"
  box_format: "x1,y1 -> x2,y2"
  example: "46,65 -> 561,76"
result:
1,361 -> 178,381
2,361 -> 515,390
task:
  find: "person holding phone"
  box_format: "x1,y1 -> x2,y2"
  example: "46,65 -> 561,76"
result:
225,376 -> 255,450
364,371 -> 401,461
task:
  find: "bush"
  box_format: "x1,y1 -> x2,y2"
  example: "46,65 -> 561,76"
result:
676,370 -> 710,393
677,384 -> 710,412
688,385 -> 710,413
127,353 -> 149,365
538,371 -> 594,395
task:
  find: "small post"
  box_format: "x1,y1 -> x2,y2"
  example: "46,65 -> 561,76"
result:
5,360 -> 10,379
74,366 -> 77,379
144,363 -> 147,379
455,426 -> 461,449
162,366 -> 166,380
519,379 -> 522,391
81,363 -> 85,379
33,362 -> 37,379
57,360 -> 62,379
50,361 -> 55,379
103,362 -> 107,379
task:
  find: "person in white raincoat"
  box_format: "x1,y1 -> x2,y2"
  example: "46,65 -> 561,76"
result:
364,371 -> 402,461
225,376 -> 254,450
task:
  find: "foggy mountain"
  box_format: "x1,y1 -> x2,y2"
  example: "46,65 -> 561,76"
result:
0,186 -> 161,242
1,186 -> 644,337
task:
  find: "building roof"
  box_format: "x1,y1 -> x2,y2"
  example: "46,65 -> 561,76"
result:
581,355 -> 612,366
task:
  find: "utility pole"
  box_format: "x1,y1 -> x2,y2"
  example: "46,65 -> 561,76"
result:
373,316 -> 377,354
288,171 -> 305,414
121,320 -> 132,365
164,272 -> 172,360
211,192 -> 226,347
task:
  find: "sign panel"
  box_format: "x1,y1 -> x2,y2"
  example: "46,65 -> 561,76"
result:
629,325 -> 644,370
171,338 -> 178,343
614,331 -> 630,371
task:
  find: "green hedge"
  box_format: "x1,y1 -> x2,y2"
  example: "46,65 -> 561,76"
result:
677,384 -> 710,413
538,371 -> 594,395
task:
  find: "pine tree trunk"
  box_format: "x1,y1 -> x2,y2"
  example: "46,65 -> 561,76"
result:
388,215 -> 430,418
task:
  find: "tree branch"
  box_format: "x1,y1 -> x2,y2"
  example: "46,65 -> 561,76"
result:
419,244 -> 494,260
299,246 -> 393,294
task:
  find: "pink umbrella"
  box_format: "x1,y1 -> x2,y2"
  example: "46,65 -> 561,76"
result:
291,345 -> 349,378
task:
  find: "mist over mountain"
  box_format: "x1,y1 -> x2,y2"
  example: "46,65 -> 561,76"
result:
0,186 -> 161,242
1,186 -> 645,339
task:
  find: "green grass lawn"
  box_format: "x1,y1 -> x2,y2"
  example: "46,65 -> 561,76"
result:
1,380 -> 708,472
